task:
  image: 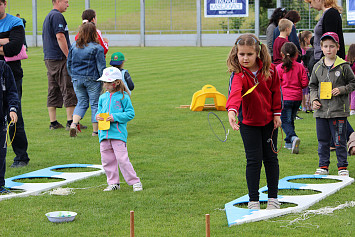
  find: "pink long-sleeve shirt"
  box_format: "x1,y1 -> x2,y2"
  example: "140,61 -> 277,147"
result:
276,61 -> 308,101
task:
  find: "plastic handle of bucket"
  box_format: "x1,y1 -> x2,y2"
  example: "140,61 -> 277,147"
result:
202,85 -> 216,92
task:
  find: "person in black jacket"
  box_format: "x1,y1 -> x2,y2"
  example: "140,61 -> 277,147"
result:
0,0 -> 30,168
16,13 -> 27,49
305,0 -> 345,61
0,60 -> 19,194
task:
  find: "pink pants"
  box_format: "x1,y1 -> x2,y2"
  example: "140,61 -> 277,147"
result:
351,91 -> 355,110
100,139 -> 140,185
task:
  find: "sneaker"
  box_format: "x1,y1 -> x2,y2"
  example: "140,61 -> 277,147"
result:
291,137 -> 300,154
0,186 -> 11,194
69,126 -> 78,137
10,161 -> 29,168
92,131 -> 98,137
133,182 -> 143,192
284,142 -> 292,150
338,169 -> 349,176
49,123 -> 64,130
296,115 -> 303,120
66,123 -> 87,131
351,110 -> 355,115
79,123 -> 87,130
247,201 -> 260,209
103,184 -> 120,191
266,198 -> 280,210
315,168 -> 329,175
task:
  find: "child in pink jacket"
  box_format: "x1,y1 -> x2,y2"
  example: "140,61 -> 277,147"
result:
276,42 -> 308,154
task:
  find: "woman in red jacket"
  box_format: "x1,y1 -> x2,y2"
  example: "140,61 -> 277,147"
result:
226,34 -> 282,210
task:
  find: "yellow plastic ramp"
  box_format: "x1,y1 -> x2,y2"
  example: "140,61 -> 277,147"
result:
190,85 -> 227,111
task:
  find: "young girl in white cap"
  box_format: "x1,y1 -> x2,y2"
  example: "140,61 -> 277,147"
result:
96,67 -> 142,192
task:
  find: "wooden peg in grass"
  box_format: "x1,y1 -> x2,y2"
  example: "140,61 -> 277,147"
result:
130,211 -> 134,237
206,214 -> 210,237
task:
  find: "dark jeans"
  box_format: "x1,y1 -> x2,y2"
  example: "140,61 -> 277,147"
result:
8,79 -> 29,163
240,121 -> 279,201
281,100 -> 302,143
0,127 -> 6,186
330,120 -> 354,146
316,117 -> 348,168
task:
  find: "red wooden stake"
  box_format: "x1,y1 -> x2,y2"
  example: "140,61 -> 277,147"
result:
130,211 -> 134,237
205,214 -> 210,237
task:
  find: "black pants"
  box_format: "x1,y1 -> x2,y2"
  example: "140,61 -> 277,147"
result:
316,117 -> 348,168
8,79 -> 29,163
240,121 -> 279,201
0,127 -> 7,186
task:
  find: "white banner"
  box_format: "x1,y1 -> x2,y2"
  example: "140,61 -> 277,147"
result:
204,0 -> 249,18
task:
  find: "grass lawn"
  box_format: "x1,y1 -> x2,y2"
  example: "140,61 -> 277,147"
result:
1,46 -> 355,236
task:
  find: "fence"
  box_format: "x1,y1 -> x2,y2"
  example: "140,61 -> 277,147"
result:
4,0 -> 355,47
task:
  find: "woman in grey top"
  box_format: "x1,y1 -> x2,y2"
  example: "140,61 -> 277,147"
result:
266,7 -> 287,60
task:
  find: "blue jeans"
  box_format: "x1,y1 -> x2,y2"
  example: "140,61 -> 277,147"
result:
330,120 -> 354,146
72,78 -> 102,123
281,100 -> 302,143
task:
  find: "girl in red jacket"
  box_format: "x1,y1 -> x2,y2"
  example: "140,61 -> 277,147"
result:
276,42 -> 308,154
226,34 -> 282,210
75,9 -> 109,57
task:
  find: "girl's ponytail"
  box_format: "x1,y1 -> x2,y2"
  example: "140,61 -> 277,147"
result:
227,45 -> 242,73
259,43 -> 271,79
280,42 -> 298,72
299,31 -> 312,49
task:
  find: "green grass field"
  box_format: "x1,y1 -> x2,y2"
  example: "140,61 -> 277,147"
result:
1,46 -> 355,236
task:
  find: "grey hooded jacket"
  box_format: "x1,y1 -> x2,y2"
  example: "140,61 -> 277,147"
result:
309,56 -> 355,118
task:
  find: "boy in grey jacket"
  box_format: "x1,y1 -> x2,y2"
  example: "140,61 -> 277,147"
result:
309,32 -> 355,176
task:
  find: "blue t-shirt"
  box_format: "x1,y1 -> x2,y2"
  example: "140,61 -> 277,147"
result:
42,9 -> 70,60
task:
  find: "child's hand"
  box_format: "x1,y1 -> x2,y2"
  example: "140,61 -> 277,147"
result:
106,115 -> 114,122
96,114 -> 104,121
313,100 -> 321,110
351,147 -> 355,156
331,88 -> 340,96
9,111 -> 17,123
273,116 -> 281,128
228,111 -> 240,131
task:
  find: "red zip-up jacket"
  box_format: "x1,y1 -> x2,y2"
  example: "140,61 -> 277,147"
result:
226,59 -> 282,126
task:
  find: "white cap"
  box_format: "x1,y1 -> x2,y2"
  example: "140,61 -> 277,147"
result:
97,67 -> 122,82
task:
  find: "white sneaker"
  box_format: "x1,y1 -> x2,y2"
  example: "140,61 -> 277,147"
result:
351,110 -> 355,115
133,182 -> 143,192
315,168 -> 329,175
338,169 -> 349,176
247,201 -> 260,209
291,137 -> 300,154
266,198 -> 280,210
103,184 -> 120,191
